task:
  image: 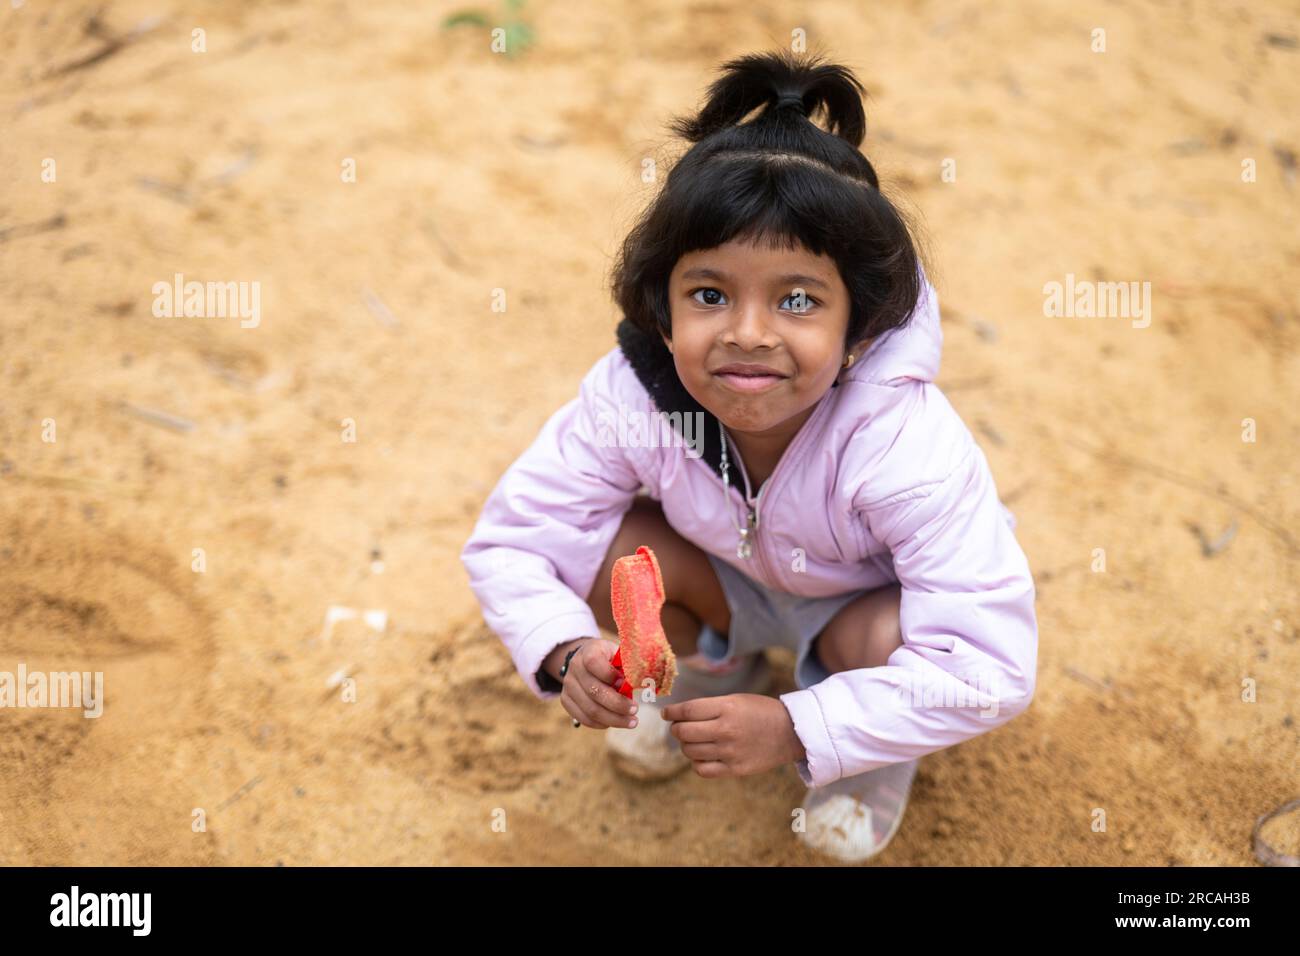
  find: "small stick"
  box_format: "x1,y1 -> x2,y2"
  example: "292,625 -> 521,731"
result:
136,176 -> 194,205
420,217 -> 466,271
976,420 -> 1005,446
1253,796 -> 1300,866
207,148 -> 258,186
1001,480 -> 1033,505
121,402 -> 195,433
325,664 -> 358,690
0,213 -> 67,244
362,288 -> 400,329
45,13 -> 161,78
1064,666 -> 1111,693
321,664 -> 361,701
3,471 -> 146,497
1188,519 -> 1238,557
215,775 -> 263,811
1064,436 -> 1300,555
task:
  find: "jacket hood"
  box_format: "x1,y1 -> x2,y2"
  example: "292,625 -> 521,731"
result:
614,276 -> 942,481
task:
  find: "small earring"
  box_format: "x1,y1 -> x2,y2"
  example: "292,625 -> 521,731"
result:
842,352 -> 855,369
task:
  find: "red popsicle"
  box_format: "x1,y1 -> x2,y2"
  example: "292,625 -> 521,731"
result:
609,545 -> 677,699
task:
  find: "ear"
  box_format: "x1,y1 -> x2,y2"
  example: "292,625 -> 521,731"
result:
660,330 -> 674,354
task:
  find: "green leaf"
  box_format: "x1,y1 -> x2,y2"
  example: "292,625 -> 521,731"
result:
441,10 -> 489,28
503,19 -> 535,56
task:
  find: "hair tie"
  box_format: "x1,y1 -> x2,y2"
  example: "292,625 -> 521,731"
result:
775,92 -> 806,116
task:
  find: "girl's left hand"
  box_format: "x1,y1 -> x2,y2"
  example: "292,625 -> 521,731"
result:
661,694 -> 805,778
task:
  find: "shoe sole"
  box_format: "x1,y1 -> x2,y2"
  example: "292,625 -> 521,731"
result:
606,748 -> 690,781
798,763 -> 917,863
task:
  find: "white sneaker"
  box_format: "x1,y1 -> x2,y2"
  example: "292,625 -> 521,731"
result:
798,758 -> 919,863
605,652 -> 772,781
604,695 -> 690,780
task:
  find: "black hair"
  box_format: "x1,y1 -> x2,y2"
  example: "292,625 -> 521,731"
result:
610,50 -> 924,354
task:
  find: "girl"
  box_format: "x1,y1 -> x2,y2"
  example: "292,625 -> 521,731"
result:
461,50 -> 1038,863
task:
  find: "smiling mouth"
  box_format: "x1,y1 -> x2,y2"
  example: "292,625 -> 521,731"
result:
712,369 -> 788,393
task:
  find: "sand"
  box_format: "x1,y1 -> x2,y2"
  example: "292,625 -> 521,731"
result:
0,0 -> 1296,865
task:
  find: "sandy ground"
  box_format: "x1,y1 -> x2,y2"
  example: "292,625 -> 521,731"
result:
1,0 -> 1297,866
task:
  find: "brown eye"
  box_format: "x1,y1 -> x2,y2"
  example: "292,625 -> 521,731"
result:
690,288 -> 725,306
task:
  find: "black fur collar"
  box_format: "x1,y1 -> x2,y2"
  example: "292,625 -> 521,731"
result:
615,318 -> 725,479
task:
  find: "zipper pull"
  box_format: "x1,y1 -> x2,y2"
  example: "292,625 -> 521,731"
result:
737,503 -> 757,559
736,529 -> 751,560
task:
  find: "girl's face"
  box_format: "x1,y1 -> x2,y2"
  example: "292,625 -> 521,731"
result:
663,236 -> 859,439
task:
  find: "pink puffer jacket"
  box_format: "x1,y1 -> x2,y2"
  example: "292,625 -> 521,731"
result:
460,277 -> 1038,787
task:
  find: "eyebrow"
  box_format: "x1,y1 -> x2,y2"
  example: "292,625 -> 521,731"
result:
679,267 -> 832,291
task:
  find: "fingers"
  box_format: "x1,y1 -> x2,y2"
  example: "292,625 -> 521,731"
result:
670,712 -> 722,738
579,641 -> 623,686
589,678 -> 636,718
562,685 -> 630,729
690,760 -> 729,779
678,741 -> 723,762
589,689 -> 638,728
661,695 -> 725,723
561,667 -> 639,730
561,687 -> 603,728
571,663 -> 636,727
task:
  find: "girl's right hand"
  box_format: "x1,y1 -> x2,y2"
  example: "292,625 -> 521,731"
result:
561,639 -> 639,730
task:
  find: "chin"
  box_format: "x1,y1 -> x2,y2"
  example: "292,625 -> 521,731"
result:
683,378 -> 798,433
712,399 -> 789,434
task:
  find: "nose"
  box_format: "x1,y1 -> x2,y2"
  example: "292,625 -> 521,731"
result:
721,296 -> 778,351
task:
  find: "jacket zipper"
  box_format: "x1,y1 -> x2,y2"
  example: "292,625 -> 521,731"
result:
723,430 -> 781,587
716,429 -> 783,588
716,391 -> 837,589
719,426 -> 758,558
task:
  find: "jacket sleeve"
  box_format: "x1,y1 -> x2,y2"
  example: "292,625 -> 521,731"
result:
459,352 -> 648,700
778,436 -> 1038,788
